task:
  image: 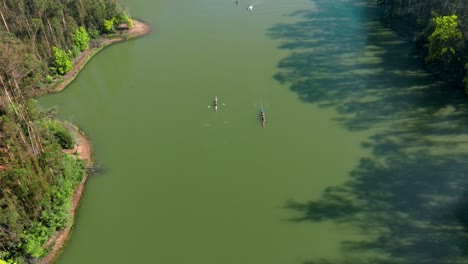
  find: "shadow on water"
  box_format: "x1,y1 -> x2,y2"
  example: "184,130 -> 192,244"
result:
268,0 -> 468,263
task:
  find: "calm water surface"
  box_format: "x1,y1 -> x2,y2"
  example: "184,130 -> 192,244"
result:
39,0 -> 468,263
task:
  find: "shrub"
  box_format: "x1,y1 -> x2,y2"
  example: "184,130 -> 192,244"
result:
51,47 -> 72,75
88,28 -> 100,39
69,45 -> 81,59
117,13 -> 133,28
21,222 -> 51,258
103,18 -> 117,33
45,75 -> 54,83
71,26 -> 91,52
425,15 -> 464,64
61,154 -> 86,186
0,259 -> 17,264
42,120 -> 76,149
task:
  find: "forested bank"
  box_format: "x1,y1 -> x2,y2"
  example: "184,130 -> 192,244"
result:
0,1 -> 133,263
377,0 -> 468,91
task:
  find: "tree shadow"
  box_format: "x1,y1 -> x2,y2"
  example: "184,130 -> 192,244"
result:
287,153 -> 468,263
269,0 -> 468,263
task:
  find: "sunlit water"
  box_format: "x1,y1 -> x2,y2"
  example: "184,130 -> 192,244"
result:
39,0 -> 468,263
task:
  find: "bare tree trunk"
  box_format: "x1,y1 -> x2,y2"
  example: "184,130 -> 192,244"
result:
40,20 -> 52,56
12,79 -> 42,155
17,129 -> 32,154
1,76 -> 40,155
11,80 -> 27,121
0,76 -> 18,117
26,123 -> 37,155
47,19 -> 58,47
0,8 -> 10,34
61,10 -> 67,30
24,19 -> 38,55
78,0 -> 86,25
28,121 -> 44,154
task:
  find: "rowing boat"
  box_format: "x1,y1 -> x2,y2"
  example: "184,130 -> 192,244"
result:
260,107 -> 265,127
214,96 -> 218,111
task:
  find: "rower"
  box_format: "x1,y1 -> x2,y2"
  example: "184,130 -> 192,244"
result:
261,111 -> 265,121
247,4 -> 253,11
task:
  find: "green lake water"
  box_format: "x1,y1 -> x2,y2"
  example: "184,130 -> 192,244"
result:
39,0 -> 468,263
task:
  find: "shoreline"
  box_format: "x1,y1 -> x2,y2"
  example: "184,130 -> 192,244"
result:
37,19 -> 151,264
50,19 -> 151,93
38,129 -> 92,264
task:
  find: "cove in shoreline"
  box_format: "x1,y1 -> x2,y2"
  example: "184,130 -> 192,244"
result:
37,19 -> 151,264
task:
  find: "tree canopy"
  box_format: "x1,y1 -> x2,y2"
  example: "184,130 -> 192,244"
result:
0,0 -> 132,89
379,0 -> 468,89
72,26 -> 91,52
0,0 -> 129,263
426,15 -> 464,64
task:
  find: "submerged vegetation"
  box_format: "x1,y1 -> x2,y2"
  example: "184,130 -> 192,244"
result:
0,0 -> 132,263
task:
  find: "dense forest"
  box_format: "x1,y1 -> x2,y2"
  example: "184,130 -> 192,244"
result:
0,0 -> 131,263
378,0 -> 468,91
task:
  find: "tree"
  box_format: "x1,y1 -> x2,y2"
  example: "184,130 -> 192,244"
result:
426,15 -> 464,64
0,33 -> 43,88
118,13 -> 133,28
51,47 -> 72,75
41,119 -> 76,149
102,18 -> 117,33
71,26 -> 90,52
0,0 -> 133,262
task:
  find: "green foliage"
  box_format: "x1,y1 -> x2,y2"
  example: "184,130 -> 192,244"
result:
88,28 -> 100,39
45,75 -> 54,83
103,17 -> 117,33
39,154 -> 85,232
426,15 -> 464,64
72,27 -> 91,52
40,155 -> 85,231
0,0 -> 127,262
117,13 -> 133,28
0,0 -> 135,90
69,45 -> 81,59
0,259 -> 17,264
61,153 -> 86,186
51,47 -> 72,75
42,120 -> 76,149
0,32 -> 44,90
0,118 -> 87,261
21,222 -> 50,258
40,199 -> 71,231
7,169 -> 33,200
381,1 -> 468,88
